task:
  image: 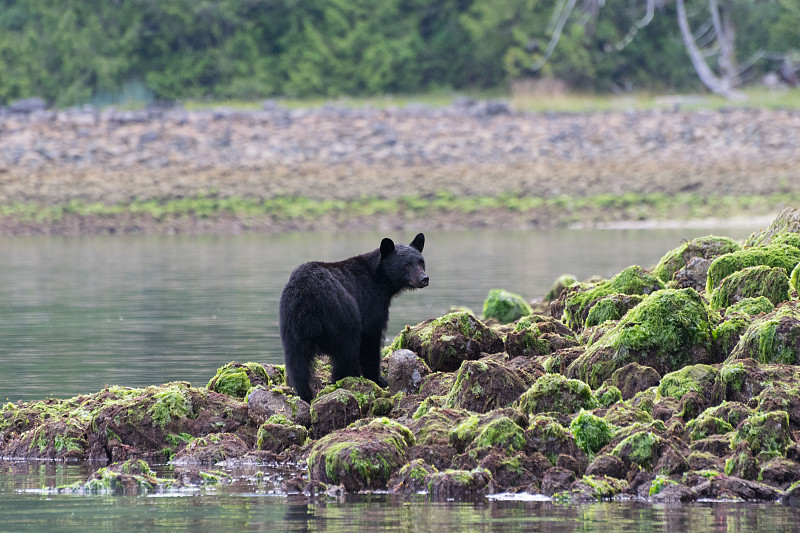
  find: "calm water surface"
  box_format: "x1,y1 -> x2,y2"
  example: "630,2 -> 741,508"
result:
1,225 -> 794,531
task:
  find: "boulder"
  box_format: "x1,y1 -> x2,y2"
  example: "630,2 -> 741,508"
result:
443,358 -> 529,413
385,349 -> 431,394
482,288 -> 533,324
517,374 -> 598,416
247,385 -> 311,427
653,235 -> 741,284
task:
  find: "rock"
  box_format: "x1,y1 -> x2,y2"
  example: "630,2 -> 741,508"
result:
310,388 -> 362,438
256,420 -> 309,453
171,433 -> 250,465
247,385 -> 311,427
408,407 -> 472,447
693,475 -> 781,501
524,415 -> 587,471
566,288 -> 714,388
569,411 -> 614,458
62,459 -> 170,495
504,315 -> 558,358
653,235 -> 741,284
9,97 -> 46,114
554,265 -> 664,331
726,303 -> 800,364
586,454 -> 627,479
649,480 -> 696,502
388,459 -> 438,493
657,364 -> 725,419
425,468 -> 492,499
449,409 -> 528,453
668,257 -> 712,293
307,418 -> 414,491
541,467 -> 576,496
545,274 -> 578,301
517,374 -> 598,416
745,207 -> 800,247
391,311 -> 504,372
584,293 -> 644,328
568,475 -> 629,502
731,411 -> 792,457
478,450 -> 548,492
482,288 -> 533,324
385,349 -> 431,394
443,358 -> 529,413
207,361 -> 272,398
611,363 -> 662,400
709,265 -> 790,310
705,244 -> 800,293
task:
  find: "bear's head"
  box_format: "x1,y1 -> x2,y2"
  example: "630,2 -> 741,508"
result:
379,233 -> 429,292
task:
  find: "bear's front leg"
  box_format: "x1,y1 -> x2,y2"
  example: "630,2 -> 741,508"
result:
359,333 -> 387,388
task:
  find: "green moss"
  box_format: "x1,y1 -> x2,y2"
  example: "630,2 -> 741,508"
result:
709,266 -> 790,310
482,288 -> 533,324
653,235 -> 741,283
207,365 -> 251,398
561,265 -> 665,330
584,294 -> 644,328
706,244 -> 800,293
648,474 -> 678,496
727,296 -> 775,316
612,431 -> 660,469
149,384 -> 193,428
731,411 -> 792,458
657,364 -> 722,403
472,417 -> 526,451
545,274 -> 578,301
569,288 -> 713,388
594,385 -> 623,408
685,415 -> 734,442
517,374 -> 599,416
770,232 -> 800,250
727,304 -> 800,364
570,410 -> 614,457
791,263 -> 800,295
576,475 -> 629,501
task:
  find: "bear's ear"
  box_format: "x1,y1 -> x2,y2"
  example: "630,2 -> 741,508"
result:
410,233 -> 425,252
380,238 -> 395,257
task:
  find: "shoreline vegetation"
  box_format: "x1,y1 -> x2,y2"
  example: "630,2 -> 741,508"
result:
1,95 -> 799,236
1,192 -> 799,236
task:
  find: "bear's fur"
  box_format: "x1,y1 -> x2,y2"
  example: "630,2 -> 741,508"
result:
279,233 -> 429,402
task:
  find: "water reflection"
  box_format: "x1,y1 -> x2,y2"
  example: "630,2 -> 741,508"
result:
0,227 -> 757,402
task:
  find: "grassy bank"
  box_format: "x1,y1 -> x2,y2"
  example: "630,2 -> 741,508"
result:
1,191 -> 798,236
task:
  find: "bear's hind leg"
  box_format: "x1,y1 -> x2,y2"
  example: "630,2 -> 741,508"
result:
284,343 -> 315,403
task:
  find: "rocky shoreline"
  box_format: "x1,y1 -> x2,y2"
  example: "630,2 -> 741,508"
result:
2,208 -> 800,502
1,100 -> 799,235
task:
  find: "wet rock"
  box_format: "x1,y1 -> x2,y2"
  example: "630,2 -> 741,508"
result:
584,293 -> 644,328
566,288 -> 714,388
657,364 -> 724,419
569,411 -> 614,458
405,444 -> 455,471
443,358 -> 529,413
690,434 -> 735,457
504,315 -> 558,358
611,363 -> 662,400
524,415 -> 586,471
731,411 -> 793,457
257,419 -> 309,453
482,288 -> 533,324
247,385 -> 311,427
585,454 -> 627,479
479,450 -> 548,492
541,467 -> 576,496
693,475 -> 781,501
63,459 -> 170,495
310,388 -> 362,438
407,407 -> 472,447
653,235 -> 741,285
307,418 -> 414,492
517,373 -> 598,416
568,475 -> 629,502
171,433 -> 250,465
540,346 -> 584,375
385,349 -> 431,395
709,265 -> 790,311
650,481 -> 696,502
425,467 -> 491,499
207,361 -> 272,398
545,274 -> 578,302
705,244 -> 800,293
668,257 -> 712,293
554,265 -> 664,331
392,311 -> 504,372
726,303 -> 800,364
316,376 -> 393,417
745,207 -> 800,247
449,409 -> 528,453
388,459 -> 438,493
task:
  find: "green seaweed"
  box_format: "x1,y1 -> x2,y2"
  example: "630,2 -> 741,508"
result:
570,410 -> 614,457
706,244 -> 800,293
482,288 -> 533,324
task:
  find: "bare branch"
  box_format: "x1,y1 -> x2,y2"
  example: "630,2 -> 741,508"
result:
531,0 -> 579,72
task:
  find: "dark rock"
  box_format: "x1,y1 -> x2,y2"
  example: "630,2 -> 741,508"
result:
388,459 -> 438,494
541,467 -> 576,496
171,433 -> 250,465
386,349 -> 431,395
611,363 -> 662,400
247,385 -> 311,427
256,422 -> 309,453
425,468 -> 492,499
693,475 -> 781,501
310,389 -> 362,438
759,458 -> 800,490
586,454 -> 627,479
443,358 -> 529,413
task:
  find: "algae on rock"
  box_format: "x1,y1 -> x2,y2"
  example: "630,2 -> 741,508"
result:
653,235 -> 741,284
705,244 -> 800,293
709,265 -> 790,310
482,288 -> 533,324
726,303 -> 800,364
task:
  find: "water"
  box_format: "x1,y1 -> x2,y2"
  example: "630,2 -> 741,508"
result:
1,225 -> 784,531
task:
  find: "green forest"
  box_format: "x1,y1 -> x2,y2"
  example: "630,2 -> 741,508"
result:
0,0 -> 797,106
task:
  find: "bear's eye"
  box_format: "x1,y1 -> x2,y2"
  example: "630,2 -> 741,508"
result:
403,262 -> 410,270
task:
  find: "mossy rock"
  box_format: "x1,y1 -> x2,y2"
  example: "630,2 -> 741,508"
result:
64,459 -> 173,495
720,358 -> 800,404
207,361 -> 271,398
566,288 -> 714,388
448,408 -> 528,452
657,364 -> 724,412
545,274 -> 578,301
653,235 -> 741,284
709,265 -> 790,311
584,293 -> 644,328
171,433 -> 250,465
524,415 -> 586,466
570,411 -> 615,458
257,418 -> 309,452
754,383 -> 800,431
246,385 -> 311,428
316,376 -> 392,416
482,288 -> 533,324
686,402 -> 750,442
443,359 -> 529,413
309,388 -> 363,438
705,244 -> 800,293
503,315 -> 554,358
791,263 -> 800,295
744,207 -> 800,247
712,312 -> 755,361
408,407 -> 472,447
388,459 -> 439,494
727,296 -> 775,316
390,312 -> 504,372
771,232 -> 800,251
594,385 -> 623,408
568,475 -> 629,502
726,303 -> 800,364
556,265 -> 665,331
307,417 -> 414,492
610,363 -> 662,401
425,467 -> 492,499
516,374 -> 598,416
731,411 -> 792,459
612,431 -> 661,469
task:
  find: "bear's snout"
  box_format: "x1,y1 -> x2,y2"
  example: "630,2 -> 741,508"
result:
413,274 -> 429,288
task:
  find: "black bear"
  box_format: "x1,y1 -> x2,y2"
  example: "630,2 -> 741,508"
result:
279,233 -> 429,402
